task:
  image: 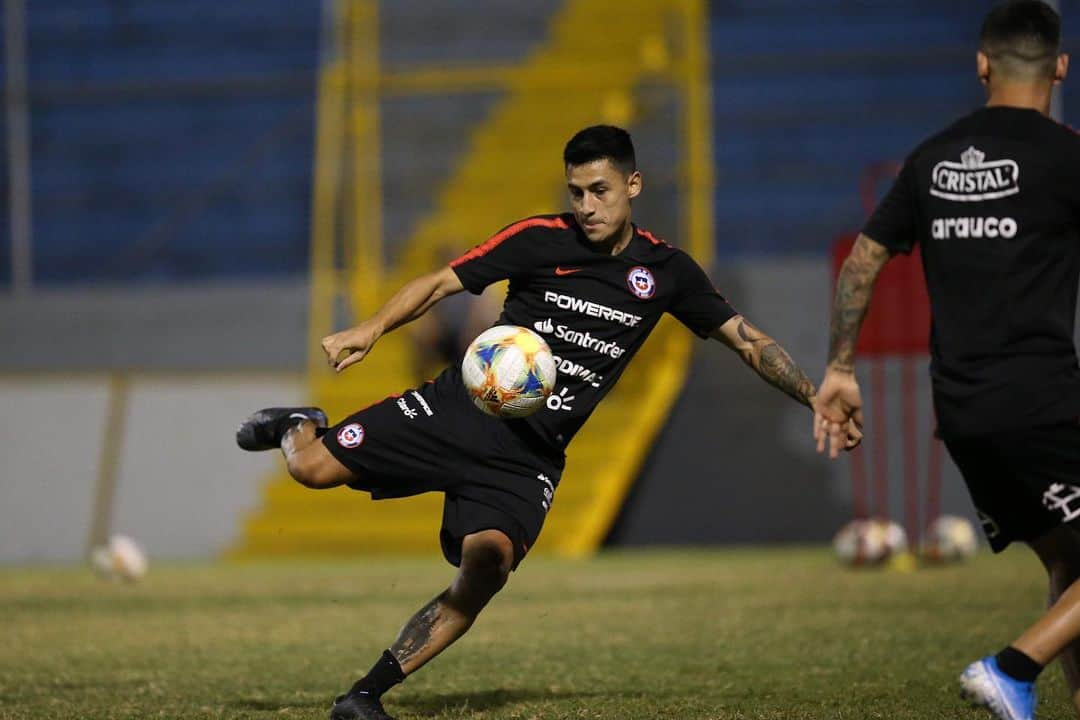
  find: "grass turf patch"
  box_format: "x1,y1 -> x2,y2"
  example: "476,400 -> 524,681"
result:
0,546 -> 1070,719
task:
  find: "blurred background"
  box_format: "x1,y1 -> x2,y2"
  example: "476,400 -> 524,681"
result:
2,0 -> 1078,565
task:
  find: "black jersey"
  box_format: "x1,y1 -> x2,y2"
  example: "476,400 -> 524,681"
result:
864,107 -> 1080,436
450,213 -> 736,450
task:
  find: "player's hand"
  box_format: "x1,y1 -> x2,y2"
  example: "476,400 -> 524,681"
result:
321,322 -> 381,373
813,367 -> 864,459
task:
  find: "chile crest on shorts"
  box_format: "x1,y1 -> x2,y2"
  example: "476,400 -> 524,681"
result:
626,266 -> 656,299
337,423 -> 365,448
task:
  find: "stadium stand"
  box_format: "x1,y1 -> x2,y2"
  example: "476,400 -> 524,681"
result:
19,0 -> 319,285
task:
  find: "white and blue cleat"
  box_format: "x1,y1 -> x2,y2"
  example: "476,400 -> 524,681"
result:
960,656 -> 1036,720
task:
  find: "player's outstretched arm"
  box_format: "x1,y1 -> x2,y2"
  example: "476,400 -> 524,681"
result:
814,233 -> 891,458
712,315 -> 862,451
711,315 -> 817,408
321,266 -> 465,373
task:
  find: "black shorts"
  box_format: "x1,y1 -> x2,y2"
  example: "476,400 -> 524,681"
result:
321,368 -> 564,570
944,421 -> 1080,552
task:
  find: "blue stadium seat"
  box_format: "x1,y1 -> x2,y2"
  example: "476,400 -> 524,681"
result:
709,2 -> 1079,257
25,0 -> 319,285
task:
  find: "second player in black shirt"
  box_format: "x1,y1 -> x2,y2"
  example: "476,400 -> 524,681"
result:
863,106 -> 1080,437
814,2 -> 1080,718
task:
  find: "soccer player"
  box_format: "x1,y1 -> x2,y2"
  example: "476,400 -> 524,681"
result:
239,125 -> 858,720
813,3 -> 1079,719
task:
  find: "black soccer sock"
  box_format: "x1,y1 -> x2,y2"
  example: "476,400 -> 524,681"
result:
995,646 -> 1043,683
349,650 -> 405,698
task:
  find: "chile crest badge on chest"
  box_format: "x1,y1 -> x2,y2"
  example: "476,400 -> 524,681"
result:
626,266 -> 656,299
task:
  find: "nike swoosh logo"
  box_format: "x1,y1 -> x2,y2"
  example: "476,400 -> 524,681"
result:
554,267 -> 582,276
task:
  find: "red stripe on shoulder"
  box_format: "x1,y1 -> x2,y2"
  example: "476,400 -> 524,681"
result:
637,227 -> 670,247
450,216 -> 570,267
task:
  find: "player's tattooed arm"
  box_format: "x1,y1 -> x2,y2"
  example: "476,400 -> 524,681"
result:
713,316 -> 817,408
828,234 -> 892,371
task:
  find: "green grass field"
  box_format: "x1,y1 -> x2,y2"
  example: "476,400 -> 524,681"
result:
1,547 -> 1073,719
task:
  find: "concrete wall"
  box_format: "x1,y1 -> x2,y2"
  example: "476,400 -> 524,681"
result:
0,373 -> 301,563
0,281 -> 309,371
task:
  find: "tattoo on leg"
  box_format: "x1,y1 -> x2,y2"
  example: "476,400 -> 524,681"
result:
390,591 -> 447,668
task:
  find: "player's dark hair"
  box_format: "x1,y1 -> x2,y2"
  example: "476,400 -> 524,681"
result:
980,0 -> 1061,79
563,125 -> 636,175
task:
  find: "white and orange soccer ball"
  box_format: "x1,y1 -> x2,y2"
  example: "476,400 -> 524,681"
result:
921,514 -> 978,563
462,325 -> 557,418
91,534 -> 149,582
833,518 -> 909,566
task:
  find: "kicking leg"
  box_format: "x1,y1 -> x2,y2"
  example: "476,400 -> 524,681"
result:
281,421 -> 354,489
330,529 -> 515,720
236,406 -> 353,489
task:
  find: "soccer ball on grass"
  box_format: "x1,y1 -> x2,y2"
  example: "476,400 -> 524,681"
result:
91,534 -> 149,582
920,514 -> 978,563
833,518 -> 909,566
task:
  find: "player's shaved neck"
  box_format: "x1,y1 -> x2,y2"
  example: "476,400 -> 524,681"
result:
985,77 -> 1055,115
977,41 -> 1066,116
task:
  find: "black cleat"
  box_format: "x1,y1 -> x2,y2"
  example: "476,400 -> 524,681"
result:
330,690 -> 395,720
236,407 -> 327,451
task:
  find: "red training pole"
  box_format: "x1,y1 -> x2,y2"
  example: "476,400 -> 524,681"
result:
851,443 -> 869,519
901,356 -> 919,546
871,358 -> 889,519
925,434 -> 944,527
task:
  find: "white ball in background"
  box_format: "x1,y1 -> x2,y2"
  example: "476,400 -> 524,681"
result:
921,515 -> 978,563
833,518 -> 908,566
90,534 -> 149,582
